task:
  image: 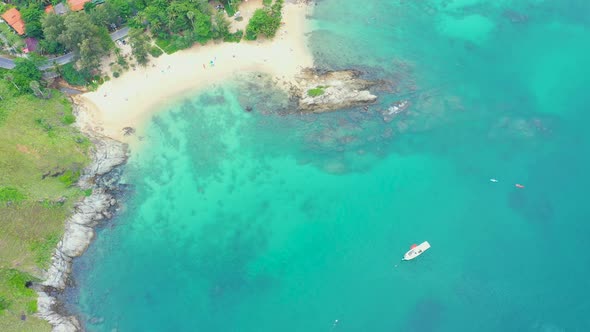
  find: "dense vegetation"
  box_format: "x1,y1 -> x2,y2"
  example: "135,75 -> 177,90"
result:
2,0 -> 289,81
0,69 -> 91,332
245,0 -> 283,40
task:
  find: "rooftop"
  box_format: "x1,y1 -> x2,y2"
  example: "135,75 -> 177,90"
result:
1,8 -> 25,35
54,3 -> 69,15
68,0 -> 92,12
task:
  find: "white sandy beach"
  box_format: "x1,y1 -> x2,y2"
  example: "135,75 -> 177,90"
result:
77,0 -> 314,141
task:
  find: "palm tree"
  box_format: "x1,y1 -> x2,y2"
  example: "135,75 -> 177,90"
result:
187,11 -> 195,29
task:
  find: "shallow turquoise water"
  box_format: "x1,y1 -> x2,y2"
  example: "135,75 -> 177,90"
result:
70,0 -> 590,331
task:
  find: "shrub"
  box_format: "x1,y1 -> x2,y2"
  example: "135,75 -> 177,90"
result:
58,170 -> 80,187
307,86 -> 326,97
35,118 -> 53,133
26,300 -> 37,314
9,58 -> 42,94
62,114 -> 76,125
113,71 -> 120,78
224,30 -> 243,43
0,296 -> 9,312
245,1 -> 283,40
0,186 -> 26,202
61,64 -> 92,86
149,46 -> 163,58
30,234 -> 60,268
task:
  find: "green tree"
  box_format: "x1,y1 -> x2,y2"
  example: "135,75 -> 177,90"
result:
41,13 -> 67,52
108,0 -> 132,20
42,13 -> 66,41
245,0 -> 283,40
128,28 -> 151,66
193,10 -> 211,44
21,5 -> 44,38
142,1 -> 168,36
166,2 -> 192,33
83,1 -> 97,12
49,12 -> 114,70
10,58 -> 42,94
212,11 -> 230,39
89,3 -> 122,29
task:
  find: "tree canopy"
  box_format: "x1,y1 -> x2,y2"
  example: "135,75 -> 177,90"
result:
42,12 -> 113,70
5,58 -> 42,94
245,0 -> 283,40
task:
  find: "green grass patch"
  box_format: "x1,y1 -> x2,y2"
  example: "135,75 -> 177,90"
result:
83,188 -> 93,197
0,108 -> 7,125
155,38 -> 180,55
0,268 -> 49,331
25,299 -> 37,314
30,233 -> 60,269
0,79 -> 89,331
0,187 -> 26,203
0,295 -> 9,312
58,170 -> 81,187
307,86 -> 326,97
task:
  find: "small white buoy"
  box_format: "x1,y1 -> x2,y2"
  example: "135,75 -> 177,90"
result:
490,178 -> 498,183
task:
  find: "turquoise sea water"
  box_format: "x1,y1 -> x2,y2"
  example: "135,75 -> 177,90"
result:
69,0 -> 590,331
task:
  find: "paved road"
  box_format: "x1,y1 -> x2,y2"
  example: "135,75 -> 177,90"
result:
0,27 -> 130,70
110,27 -> 129,41
0,56 -> 14,69
38,53 -> 76,70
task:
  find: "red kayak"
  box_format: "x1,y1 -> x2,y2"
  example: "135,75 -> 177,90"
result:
515,184 -> 525,188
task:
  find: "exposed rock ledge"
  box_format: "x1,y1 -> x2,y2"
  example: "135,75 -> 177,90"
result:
292,69 -> 381,113
35,112 -> 129,332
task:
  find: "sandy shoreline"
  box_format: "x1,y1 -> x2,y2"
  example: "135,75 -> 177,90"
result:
78,0 -> 314,142
36,5 -> 314,329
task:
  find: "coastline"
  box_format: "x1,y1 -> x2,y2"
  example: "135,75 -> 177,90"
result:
78,0 -> 314,143
35,1 -> 315,331
35,106 -> 129,331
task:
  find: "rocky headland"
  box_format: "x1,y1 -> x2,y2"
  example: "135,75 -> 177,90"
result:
291,68 -> 381,113
34,103 -> 129,332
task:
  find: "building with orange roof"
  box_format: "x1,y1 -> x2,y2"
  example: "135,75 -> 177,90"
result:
1,8 -> 25,35
67,0 -> 91,12
45,5 -> 54,14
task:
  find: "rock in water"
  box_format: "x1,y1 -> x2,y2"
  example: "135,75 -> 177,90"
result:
293,69 -> 380,113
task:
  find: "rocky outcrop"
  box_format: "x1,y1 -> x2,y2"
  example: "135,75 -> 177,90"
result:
292,69 -> 380,113
36,290 -> 81,332
36,114 -> 128,332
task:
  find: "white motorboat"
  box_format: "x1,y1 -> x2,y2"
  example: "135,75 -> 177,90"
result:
402,241 -> 431,261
